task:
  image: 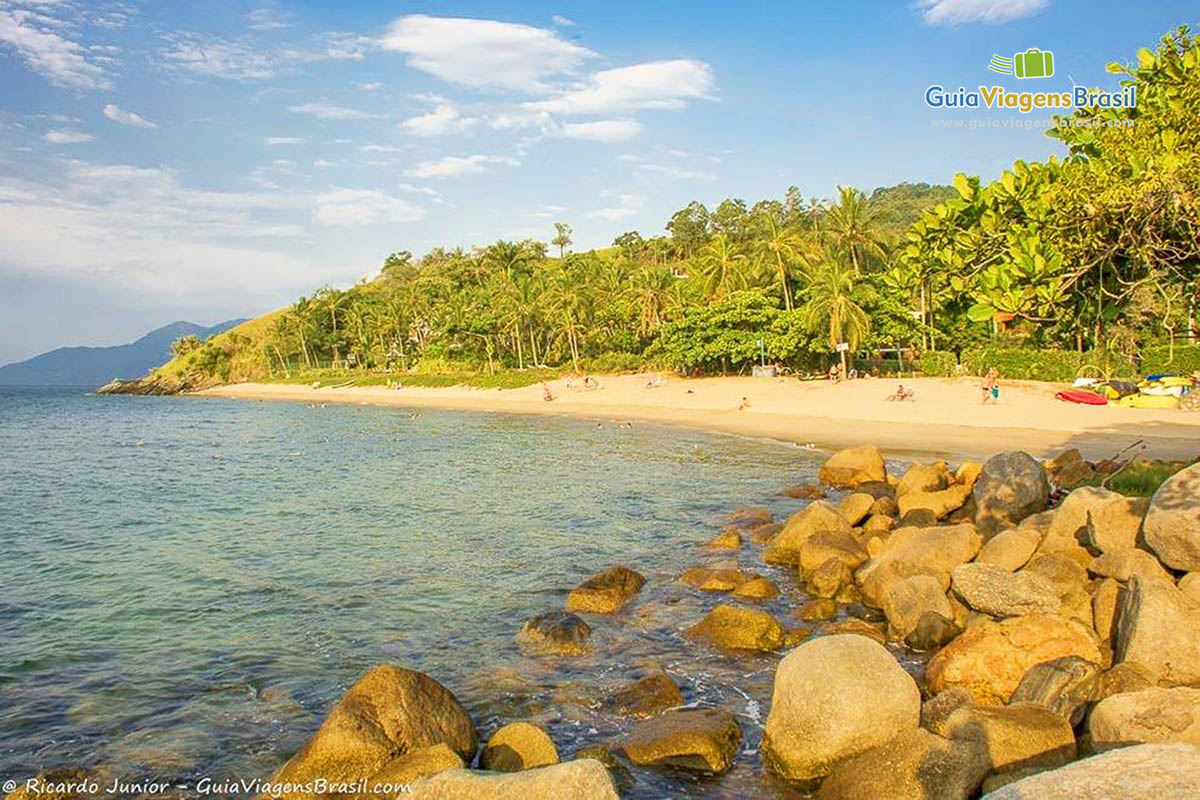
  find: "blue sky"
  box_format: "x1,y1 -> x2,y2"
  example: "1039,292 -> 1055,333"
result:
0,0 -> 1193,362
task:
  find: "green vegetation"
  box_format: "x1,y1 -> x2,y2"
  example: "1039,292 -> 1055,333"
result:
158,27 -> 1200,388
1094,459 -> 1190,497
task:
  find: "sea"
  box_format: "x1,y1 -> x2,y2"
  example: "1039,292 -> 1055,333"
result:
0,386 -> 899,798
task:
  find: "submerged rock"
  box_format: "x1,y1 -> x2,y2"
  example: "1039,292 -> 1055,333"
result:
481,722 -> 559,772
730,575 -> 779,600
705,527 -> 742,549
564,566 -> 646,614
410,759 -> 620,800
686,604 -> 784,652
679,565 -> 758,592
602,671 -> 683,718
762,634 -> 920,783
980,743 -> 1200,799
618,708 -> 742,774
516,611 -> 592,656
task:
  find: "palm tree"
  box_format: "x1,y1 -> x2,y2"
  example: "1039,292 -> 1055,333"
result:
823,186 -> 887,274
695,233 -> 750,299
800,250 -> 870,376
753,213 -> 811,311
626,265 -> 676,336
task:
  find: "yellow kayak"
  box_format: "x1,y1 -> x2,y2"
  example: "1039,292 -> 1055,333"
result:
1160,376 -> 1194,388
1118,394 -> 1180,409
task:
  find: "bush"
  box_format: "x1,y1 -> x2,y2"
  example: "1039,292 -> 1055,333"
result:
1142,345 -> 1200,376
412,356 -> 478,375
960,347 -> 1135,381
918,351 -> 957,377
582,352 -> 646,373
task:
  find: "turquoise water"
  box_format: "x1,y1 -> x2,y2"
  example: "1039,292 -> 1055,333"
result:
0,387 -> 846,797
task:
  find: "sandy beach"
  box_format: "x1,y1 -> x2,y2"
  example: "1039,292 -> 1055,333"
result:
196,374 -> 1200,461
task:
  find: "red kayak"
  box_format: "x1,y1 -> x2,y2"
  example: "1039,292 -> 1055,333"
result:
1056,390 -> 1108,405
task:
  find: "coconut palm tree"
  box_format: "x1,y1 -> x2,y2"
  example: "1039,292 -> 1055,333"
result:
753,213 -> 811,311
695,233 -> 750,299
823,186 -> 887,274
800,250 -> 871,376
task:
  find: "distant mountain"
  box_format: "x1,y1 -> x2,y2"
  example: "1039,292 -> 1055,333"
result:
0,319 -> 247,386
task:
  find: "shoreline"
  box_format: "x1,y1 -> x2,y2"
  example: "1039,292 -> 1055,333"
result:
193,374 -> 1200,462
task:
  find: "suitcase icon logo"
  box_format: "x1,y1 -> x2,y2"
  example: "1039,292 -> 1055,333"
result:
988,48 -> 1054,79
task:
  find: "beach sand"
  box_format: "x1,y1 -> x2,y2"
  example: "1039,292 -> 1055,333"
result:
196,374 -> 1200,461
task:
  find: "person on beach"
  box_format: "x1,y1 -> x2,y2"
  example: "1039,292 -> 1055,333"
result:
542,382 -> 554,402
982,367 -> 1000,405
738,396 -> 750,410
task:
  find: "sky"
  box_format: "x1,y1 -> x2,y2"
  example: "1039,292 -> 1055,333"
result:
0,0 -> 1194,363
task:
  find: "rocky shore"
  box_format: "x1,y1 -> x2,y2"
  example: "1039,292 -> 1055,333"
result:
10,445 -> 1200,799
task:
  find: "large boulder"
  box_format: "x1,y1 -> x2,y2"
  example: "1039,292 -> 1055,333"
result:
564,566 -> 646,613
1019,554 -> 1093,630
1046,448 -> 1095,488
481,722 -> 559,772
972,452 -> 1051,538
764,501 -> 852,565
819,445 -> 887,488
857,524 -> 980,605
1045,486 -> 1117,549
800,529 -> 868,574
516,611 -> 592,656
976,527 -> 1041,572
602,671 -> 683,718
686,604 -> 784,652
815,728 -> 988,800
881,574 -> 953,640
896,462 -> 947,497
410,759 -> 620,800
950,562 -> 1062,617
926,615 -> 1101,705
1089,549 -> 1173,584
1143,463 -> 1200,572
838,492 -> 876,526
1089,687 -> 1200,750
1113,575 -> 1200,686
762,635 -> 920,782
1086,495 -> 1151,554
942,702 -> 1076,774
268,665 -> 478,798
980,743 -> 1200,799
1009,656 -> 1099,726
618,708 -> 741,774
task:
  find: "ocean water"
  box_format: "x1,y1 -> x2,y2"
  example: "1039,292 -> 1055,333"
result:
0,387 -> 880,798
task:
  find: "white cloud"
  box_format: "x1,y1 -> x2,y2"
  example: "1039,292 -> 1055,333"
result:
313,187 -> 426,226
408,154 -> 519,179
588,192 -> 642,220
265,136 -> 303,145
380,14 -> 595,91
280,32 -> 374,63
360,143 -> 405,153
44,129 -> 94,144
561,119 -> 642,142
527,59 -> 715,114
397,182 -> 440,197
159,32 -> 275,80
635,162 -> 716,181
246,7 -> 291,30
102,104 -> 158,129
400,96 -> 478,137
356,81 -> 382,91
288,101 -> 379,120
552,15 -> 575,26
0,8 -> 112,89
917,0 -> 1048,24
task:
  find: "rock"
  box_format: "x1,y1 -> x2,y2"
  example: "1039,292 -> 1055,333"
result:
1113,575 -> 1200,687
815,728 -> 989,800
686,604 -> 784,652
1086,495 -> 1151,554
762,634 -> 921,782
856,480 -> 897,500
1092,578 -> 1121,642
980,742 -> 1200,799
1009,656 -> 1099,726
571,747 -> 633,796
1020,553 -> 1093,629
1142,462 -> 1200,572
905,611 -> 961,652
820,445 -> 888,488
859,559 -> 950,610
410,759 -> 620,800
862,513 -> 896,535
800,530 -> 868,574
481,722 -> 559,772
857,523 -> 980,605
782,483 -> 826,499
1180,572 -> 1200,603
731,575 -> 779,600
1089,549 -> 1172,584
367,744 -> 464,788
1045,487 -> 1116,549
1089,687 -> 1200,750
797,599 -> 838,621
925,614 -> 1102,705
973,452 -> 1051,538
896,463 -> 947,497
748,521 -> 783,544
899,508 -> 938,527
808,557 -> 853,599
763,501 -> 852,565
269,665 -> 478,796
618,708 -> 741,774
898,483 -> 973,522
1096,662 -> 1156,700
838,492 -> 876,526
564,566 -> 646,614
977,527 -> 1041,571
921,688 -> 976,734
882,574 -> 953,639
728,505 -> 773,526
1046,448 -> 1094,488
950,562 -> 1062,617
823,618 -> 887,643
516,611 -> 592,656
679,566 -> 757,593
944,702 -> 1076,774
602,672 -> 683,718
705,527 -> 742,549
870,495 -> 898,517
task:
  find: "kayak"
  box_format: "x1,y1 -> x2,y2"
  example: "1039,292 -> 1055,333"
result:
1118,394 -> 1180,409
1141,385 -> 1185,397
1160,376 -> 1194,388
1056,390 -> 1108,405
